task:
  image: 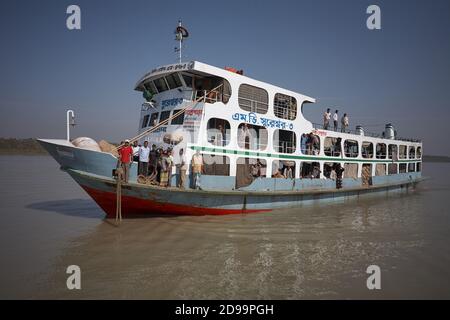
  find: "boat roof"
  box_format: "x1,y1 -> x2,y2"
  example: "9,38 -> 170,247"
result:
134,60 -> 316,103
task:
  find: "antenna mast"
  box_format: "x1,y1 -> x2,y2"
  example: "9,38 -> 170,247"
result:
175,20 -> 189,63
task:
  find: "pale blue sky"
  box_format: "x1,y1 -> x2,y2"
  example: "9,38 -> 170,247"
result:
0,0 -> 449,155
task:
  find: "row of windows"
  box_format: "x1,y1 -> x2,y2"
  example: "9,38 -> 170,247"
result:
238,84 -> 297,120
324,138 -> 421,159
143,73 -> 184,96
145,76 -> 298,121
141,110 -> 185,128
197,155 -> 421,180
206,118 -> 422,158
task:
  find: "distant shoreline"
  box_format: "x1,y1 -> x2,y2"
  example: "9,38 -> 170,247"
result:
0,138 -> 450,162
0,138 -> 47,155
422,155 -> 450,163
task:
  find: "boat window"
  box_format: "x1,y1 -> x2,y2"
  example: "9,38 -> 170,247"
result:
362,142 -> 374,158
416,162 -> 421,172
141,114 -> 150,128
159,110 -> 171,123
344,140 -> 359,158
182,74 -> 193,87
154,77 -> 169,92
237,123 -> 268,150
375,163 -> 386,176
165,73 -> 182,90
144,81 -> 158,95
170,109 -> 185,125
399,163 -> 407,173
399,145 -> 407,159
236,158 -> 267,188
149,112 -> 159,127
192,76 -> 231,104
238,84 -> 268,114
202,154 -> 230,176
324,137 -> 341,157
388,144 -> 398,160
300,162 -> 321,179
272,160 -> 295,179
409,146 -> 416,159
301,133 -> 320,155
417,147 -> 422,159
207,118 -> 230,146
408,163 -> 416,172
388,163 -> 398,175
324,162 -> 340,179
274,93 -> 297,120
344,163 -> 358,178
376,143 -> 387,159
274,129 -> 296,154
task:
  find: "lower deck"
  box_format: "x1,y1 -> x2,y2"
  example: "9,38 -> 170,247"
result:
67,168 -> 423,216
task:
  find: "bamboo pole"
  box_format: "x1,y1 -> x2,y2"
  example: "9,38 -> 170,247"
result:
116,84 -> 224,149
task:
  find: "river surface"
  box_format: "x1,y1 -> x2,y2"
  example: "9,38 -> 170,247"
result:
0,155 -> 449,299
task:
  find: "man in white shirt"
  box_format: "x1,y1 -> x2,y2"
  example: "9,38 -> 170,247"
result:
132,141 -> 140,162
333,110 -> 339,131
323,108 -> 331,130
191,150 -> 203,189
138,140 -> 150,176
341,113 -> 349,133
176,148 -> 187,188
216,125 -> 224,146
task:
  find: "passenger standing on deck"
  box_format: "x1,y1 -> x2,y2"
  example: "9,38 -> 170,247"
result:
167,148 -> 174,187
216,124 -> 224,146
283,165 -> 293,179
159,150 -> 169,187
148,144 -> 157,178
306,133 -> 313,155
118,140 -> 133,183
177,148 -> 187,188
156,147 -> 163,183
191,150 -> 203,190
138,140 -> 150,176
239,124 -> 252,149
311,133 -> 320,155
341,113 -> 349,133
335,163 -> 345,189
333,110 -> 339,131
301,133 -> 307,154
132,140 -> 139,162
330,167 -> 337,180
323,108 -> 331,130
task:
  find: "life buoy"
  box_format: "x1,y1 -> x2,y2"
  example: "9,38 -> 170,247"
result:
176,26 -> 189,38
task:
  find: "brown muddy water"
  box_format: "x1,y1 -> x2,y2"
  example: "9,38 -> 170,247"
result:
0,155 -> 449,299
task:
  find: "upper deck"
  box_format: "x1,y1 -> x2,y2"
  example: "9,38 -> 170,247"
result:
134,61 -> 421,147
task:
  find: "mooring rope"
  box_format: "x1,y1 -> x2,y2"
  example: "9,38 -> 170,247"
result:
116,169 -> 122,224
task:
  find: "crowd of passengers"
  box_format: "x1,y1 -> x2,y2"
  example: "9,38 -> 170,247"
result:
116,140 -> 204,190
323,109 -> 350,132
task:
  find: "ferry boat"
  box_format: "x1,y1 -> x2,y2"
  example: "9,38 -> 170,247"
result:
38,58 -> 423,217
38,26 -> 423,217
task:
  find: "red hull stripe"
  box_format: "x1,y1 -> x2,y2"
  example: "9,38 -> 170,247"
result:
81,185 -> 271,217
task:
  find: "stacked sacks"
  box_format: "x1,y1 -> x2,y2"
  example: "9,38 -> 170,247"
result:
71,137 -> 101,152
72,137 -> 120,158
98,140 -> 119,157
